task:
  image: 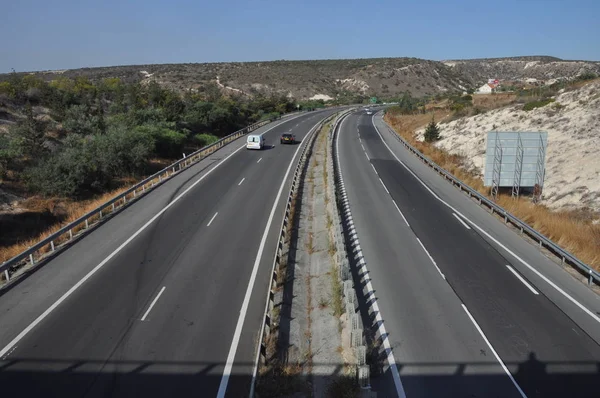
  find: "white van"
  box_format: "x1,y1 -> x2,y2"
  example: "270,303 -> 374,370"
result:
246,134 -> 266,150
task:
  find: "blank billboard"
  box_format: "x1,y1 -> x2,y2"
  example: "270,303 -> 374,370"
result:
484,131 -> 547,187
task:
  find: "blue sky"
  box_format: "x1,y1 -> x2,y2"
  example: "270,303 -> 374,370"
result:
2,0 -> 599,73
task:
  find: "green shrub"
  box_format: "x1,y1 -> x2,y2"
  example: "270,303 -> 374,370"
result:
10,104 -> 48,158
259,111 -> 280,121
194,133 -> 219,147
25,128 -> 153,197
523,98 -> 555,111
0,82 -> 16,98
0,134 -> 21,178
134,124 -> 186,158
62,104 -> 105,136
424,119 -> 441,142
576,72 -> 598,81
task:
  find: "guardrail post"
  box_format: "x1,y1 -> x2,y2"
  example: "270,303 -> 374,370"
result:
69,229 -> 73,240
133,189 -> 137,198
159,174 -> 162,183
85,219 -> 89,229
123,196 -> 127,204
589,269 -> 593,285
112,203 -> 115,212
100,209 -> 103,219
29,253 -> 34,266
3,270 -> 9,282
50,241 -> 55,251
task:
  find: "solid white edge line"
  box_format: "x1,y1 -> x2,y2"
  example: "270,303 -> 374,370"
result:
207,212 -> 219,227
365,151 -> 370,161
506,265 -> 540,295
370,114 -> 600,325
415,238 -> 446,280
238,177 -> 245,186
257,157 -> 262,163
379,178 -> 390,194
140,286 -> 166,321
392,200 -> 411,228
452,212 -> 471,229
0,114 -> 307,359
462,304 -> 528,398
338,111 -> 407,398
221,118 -> 323,398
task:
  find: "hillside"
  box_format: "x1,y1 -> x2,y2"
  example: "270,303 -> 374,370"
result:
1,58 -> 472,100
4,56 -> 599,101
415,80 -> 600,212
444,56 -> 600,86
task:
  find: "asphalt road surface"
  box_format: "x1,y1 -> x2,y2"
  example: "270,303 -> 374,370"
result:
337,110 -> 600,398
0,109 -> 338,398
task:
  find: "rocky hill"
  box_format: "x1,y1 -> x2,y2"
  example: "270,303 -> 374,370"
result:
415,79 -> 600,211
2,56 -> 599,101
444,56 -> 600,86
0,58 -> 471,100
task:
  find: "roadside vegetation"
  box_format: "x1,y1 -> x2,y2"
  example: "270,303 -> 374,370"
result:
0,73 -> 301,197
384,91 -> 600,271
0,73 -> 301,259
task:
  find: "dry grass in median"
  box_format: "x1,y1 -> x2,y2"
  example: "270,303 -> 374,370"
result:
384,111 -> 600,271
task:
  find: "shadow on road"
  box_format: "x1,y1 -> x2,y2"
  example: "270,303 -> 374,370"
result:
0,356 -> 599,397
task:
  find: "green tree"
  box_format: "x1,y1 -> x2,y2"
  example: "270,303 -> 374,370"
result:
146,81 -> 166,107
11,103 -> 47,158
134,124 -> 186,158
63,104 -> 104,136
424,117 -> 440,143
26,127 -> 153,197
0,82 -> 16,98
163,91 -> 185,122
0,134 -> 21,178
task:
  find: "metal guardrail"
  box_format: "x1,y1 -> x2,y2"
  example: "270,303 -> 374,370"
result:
0,114 -> 300,284
378,112 -> 600,286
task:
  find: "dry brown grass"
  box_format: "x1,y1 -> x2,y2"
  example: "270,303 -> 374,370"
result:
472,93 -> 518,110
384,111 -> 600,271
0,187 -> 130,263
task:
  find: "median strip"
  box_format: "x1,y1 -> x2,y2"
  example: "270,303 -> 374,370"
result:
253,110 -> 369,397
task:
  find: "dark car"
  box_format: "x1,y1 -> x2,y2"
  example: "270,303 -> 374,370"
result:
280,133 -> 296,144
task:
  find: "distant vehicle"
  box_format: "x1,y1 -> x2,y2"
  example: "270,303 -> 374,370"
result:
280,133 -> 296,144
247,134 -> 266,150
366,110 -> 373,115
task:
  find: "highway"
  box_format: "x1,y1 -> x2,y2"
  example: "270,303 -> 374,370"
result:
0,109 -> 337,398
337,109 -> 600,398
